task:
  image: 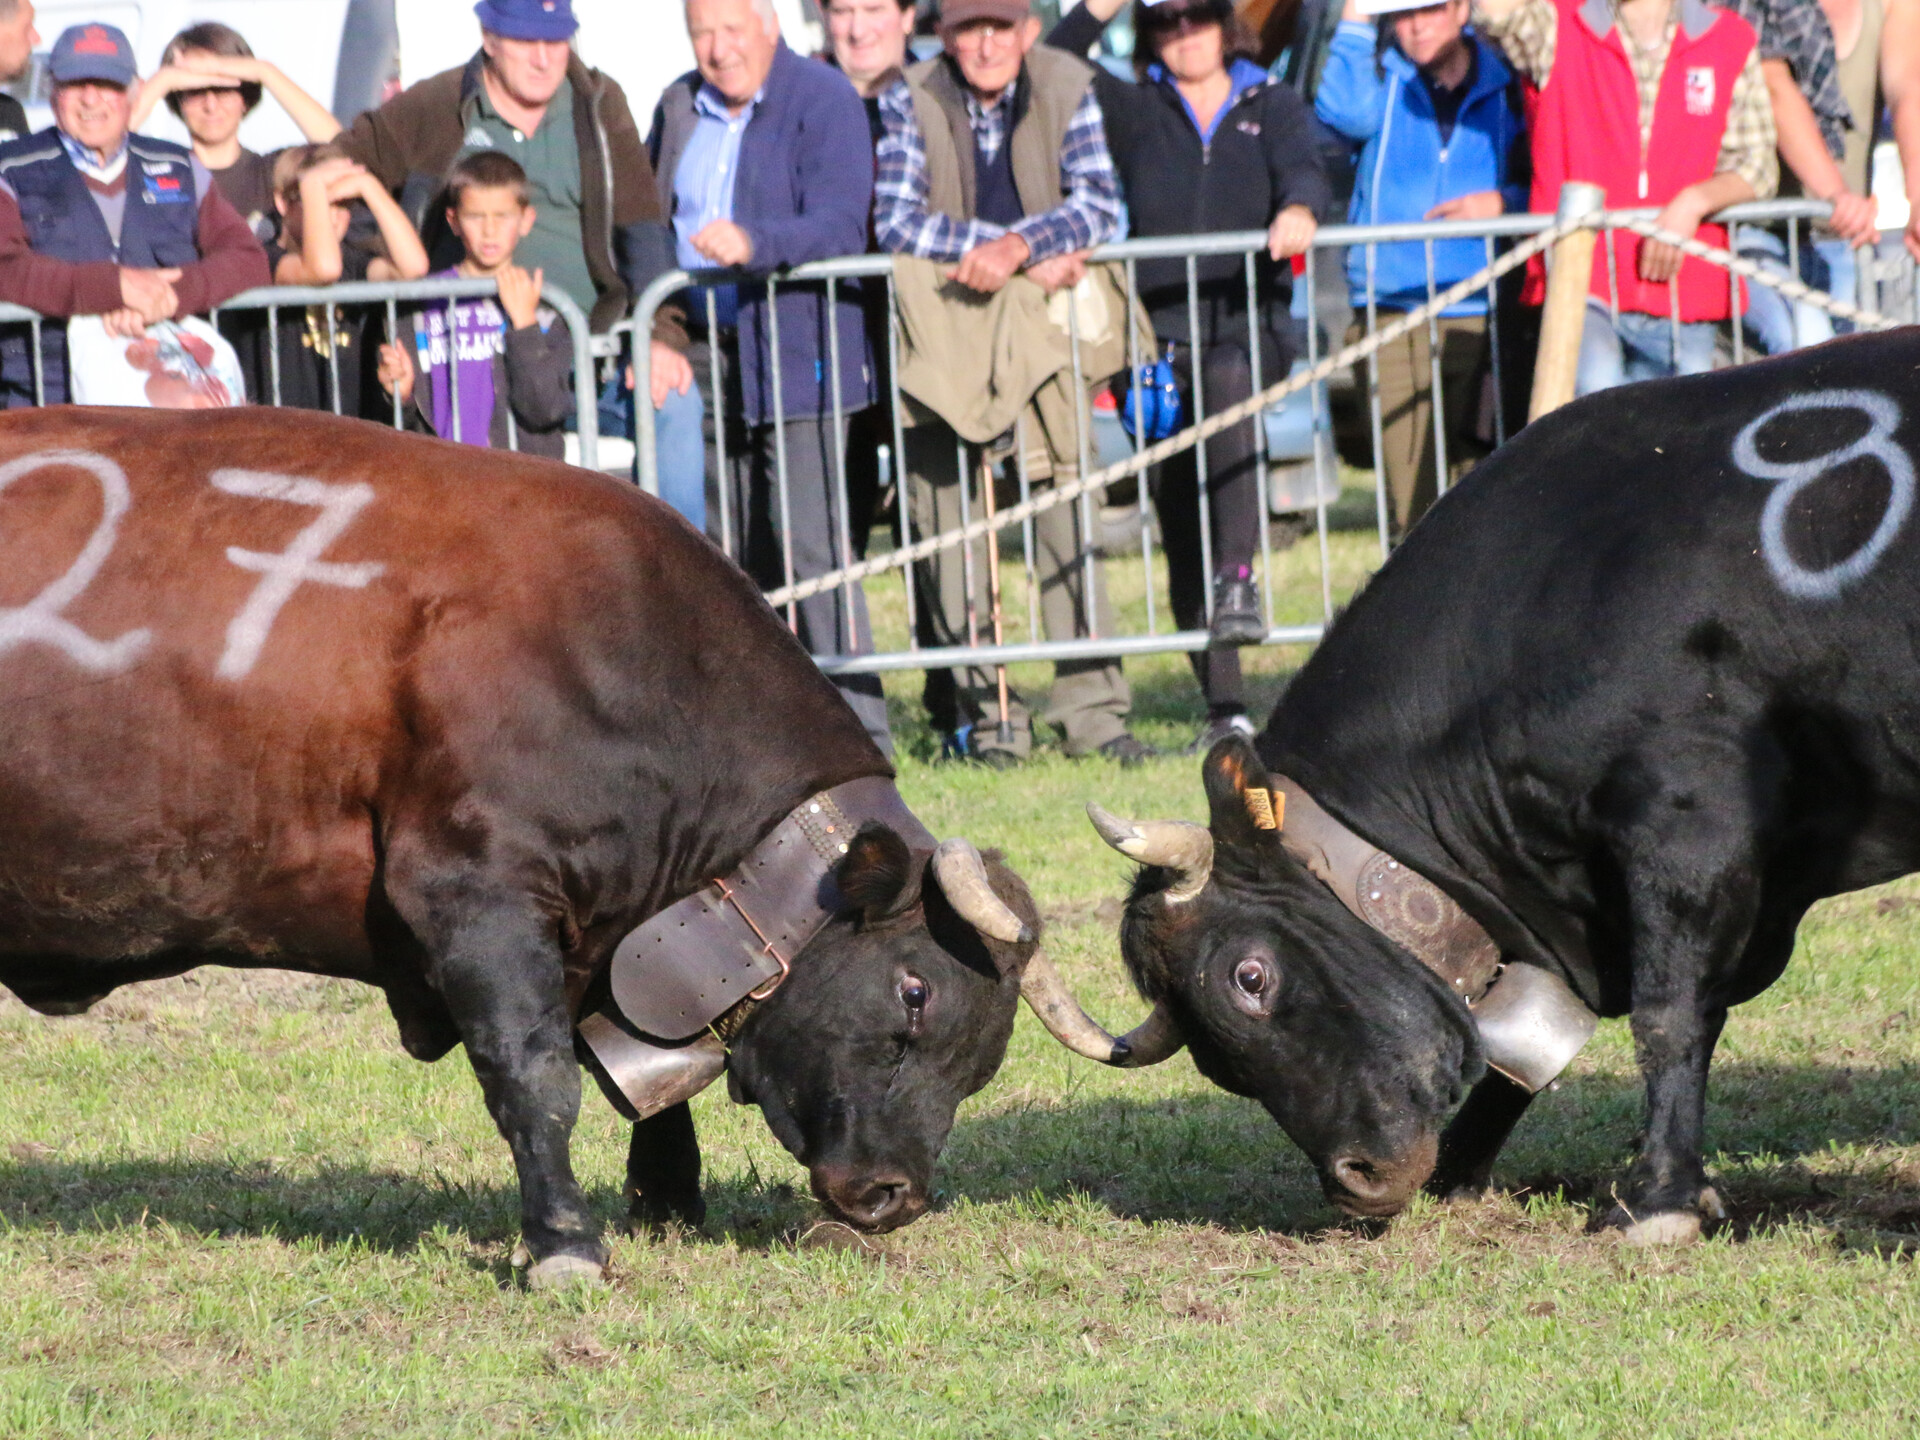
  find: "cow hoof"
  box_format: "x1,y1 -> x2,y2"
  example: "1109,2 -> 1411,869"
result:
1621,1210 -> 1703,1246
527,1253 -> 606,1290
509,1240 -> 531,1270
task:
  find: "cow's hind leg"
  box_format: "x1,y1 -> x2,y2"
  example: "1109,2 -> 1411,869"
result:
626,1102 -> 705,1231
385,865 -> 607,1286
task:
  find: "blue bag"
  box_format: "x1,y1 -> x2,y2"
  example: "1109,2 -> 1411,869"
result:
1119,342 -> 1183,442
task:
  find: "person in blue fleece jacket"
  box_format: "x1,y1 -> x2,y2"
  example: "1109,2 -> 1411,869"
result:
1315,0 -> 1526,537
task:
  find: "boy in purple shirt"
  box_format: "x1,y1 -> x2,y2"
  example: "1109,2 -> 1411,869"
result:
375,151 -> 574,458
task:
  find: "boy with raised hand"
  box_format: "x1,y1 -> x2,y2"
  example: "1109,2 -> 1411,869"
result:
375,150 -> 574,459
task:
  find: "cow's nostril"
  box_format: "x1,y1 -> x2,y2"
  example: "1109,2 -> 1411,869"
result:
1331,1155 -> 1392,1202
825,1172 -> 922,1230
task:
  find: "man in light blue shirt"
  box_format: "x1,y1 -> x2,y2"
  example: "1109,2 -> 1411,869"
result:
671,82 -> 759,327
650,0 -> 887,756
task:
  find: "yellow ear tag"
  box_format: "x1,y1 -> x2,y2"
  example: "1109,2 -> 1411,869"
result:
1244,786 -> 1278,831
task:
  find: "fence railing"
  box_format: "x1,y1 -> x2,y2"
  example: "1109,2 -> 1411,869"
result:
1,276 -> 602,471
618,197 -> 1908,681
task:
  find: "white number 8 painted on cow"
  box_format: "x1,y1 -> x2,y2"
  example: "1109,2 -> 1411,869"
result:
1731,389 -> 1914,600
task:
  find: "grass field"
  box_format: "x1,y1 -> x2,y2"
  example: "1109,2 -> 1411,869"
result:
4,493 -> 1919,1437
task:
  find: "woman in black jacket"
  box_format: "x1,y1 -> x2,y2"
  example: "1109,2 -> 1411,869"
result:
1051,0 -> 1331,749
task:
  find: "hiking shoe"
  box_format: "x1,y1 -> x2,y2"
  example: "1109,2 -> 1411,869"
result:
1209,573 -> 1265,647
942,724 -> 1023,769
1187,711 -> 1257,755
1095,732 -> 1156,768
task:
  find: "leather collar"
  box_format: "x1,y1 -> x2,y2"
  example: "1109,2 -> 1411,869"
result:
1268,774 -> 1595,1092
579,775 -> 933,1119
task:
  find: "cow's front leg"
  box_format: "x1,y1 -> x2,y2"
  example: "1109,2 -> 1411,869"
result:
1595,750 -> 1761,1244
410,900 -> 607,1286
1602,997 -> 1730,1243
626,1101 -> 705,1231
1427,1071 -> 1535,1200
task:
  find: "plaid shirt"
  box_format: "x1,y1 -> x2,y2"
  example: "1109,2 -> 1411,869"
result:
874,74 -> 1124,262
1477,0 -> 1778,197
1720,0 -> 1850,159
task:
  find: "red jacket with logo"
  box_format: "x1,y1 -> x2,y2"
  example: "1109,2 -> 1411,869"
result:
1525,0 -> 1757,321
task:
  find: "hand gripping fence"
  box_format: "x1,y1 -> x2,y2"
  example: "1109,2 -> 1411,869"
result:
757,206 -> 1898,613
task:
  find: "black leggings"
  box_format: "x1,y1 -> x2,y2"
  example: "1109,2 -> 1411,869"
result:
1148,340 -> 1262,715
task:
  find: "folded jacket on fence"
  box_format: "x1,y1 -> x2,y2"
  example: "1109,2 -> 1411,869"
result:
1314,21 -> 1527,315
400,272 -> 574,459
648,41 -> 876,428
889,253 -> 1148,448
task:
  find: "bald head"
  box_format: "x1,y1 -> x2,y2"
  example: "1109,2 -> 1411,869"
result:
686,0 -> 781,109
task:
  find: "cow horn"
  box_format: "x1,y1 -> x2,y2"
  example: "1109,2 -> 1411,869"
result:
1085,802 -> 1213,902
1018,951 -> 1184,1067
931,838 -> 1031,944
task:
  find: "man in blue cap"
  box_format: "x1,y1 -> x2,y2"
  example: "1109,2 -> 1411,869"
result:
0,21 -> 269,405
342,0 -> 689,405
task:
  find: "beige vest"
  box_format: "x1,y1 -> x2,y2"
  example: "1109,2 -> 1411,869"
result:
905,47 -> 1096,223
1835,0 -> 1885,199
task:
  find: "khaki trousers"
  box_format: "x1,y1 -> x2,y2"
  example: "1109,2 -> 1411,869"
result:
1352,313 -> 1489,536
905,420 -> 1130,758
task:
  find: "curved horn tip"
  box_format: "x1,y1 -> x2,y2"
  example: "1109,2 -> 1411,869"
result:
931,838 -> 1033,945
1085,801 -> 1141,851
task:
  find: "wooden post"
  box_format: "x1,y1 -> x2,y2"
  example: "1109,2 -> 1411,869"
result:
1527,182 -> 1607,424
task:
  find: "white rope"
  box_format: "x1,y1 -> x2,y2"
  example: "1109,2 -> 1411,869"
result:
1610,215 -> 1898,330
763,218 -> 1578,610
763,210 -> 1895,611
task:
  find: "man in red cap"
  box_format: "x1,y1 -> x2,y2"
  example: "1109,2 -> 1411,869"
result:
0,20 -> 267,405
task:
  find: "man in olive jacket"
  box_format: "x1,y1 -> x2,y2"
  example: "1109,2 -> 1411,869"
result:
340,0 -> 688,401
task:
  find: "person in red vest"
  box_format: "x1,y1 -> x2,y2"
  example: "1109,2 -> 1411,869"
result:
1476,0 -> 1777,393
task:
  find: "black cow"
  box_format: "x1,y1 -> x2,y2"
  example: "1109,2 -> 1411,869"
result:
0,409 -> 1109,1284
1054,332 -> 1920,1240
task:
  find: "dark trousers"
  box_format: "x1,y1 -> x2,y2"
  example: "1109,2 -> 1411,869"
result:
691,335 -> 892,757
1148,340 -> 1262,716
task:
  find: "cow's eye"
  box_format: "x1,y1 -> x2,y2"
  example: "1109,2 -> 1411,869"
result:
1229,954 -> 1277,1016
900,974 -> 929,1010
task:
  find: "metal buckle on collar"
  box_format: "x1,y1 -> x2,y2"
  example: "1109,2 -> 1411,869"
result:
708,875 -> 795,1001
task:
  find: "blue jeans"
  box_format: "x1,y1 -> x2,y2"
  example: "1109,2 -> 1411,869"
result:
652,380 -> 707,530
1736,225 -> 1856,354
598,366 -> 707,531
1575,301 -> 1717,395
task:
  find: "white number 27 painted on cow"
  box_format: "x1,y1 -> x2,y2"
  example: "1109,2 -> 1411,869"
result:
1731,389 -> 1914,600
0,455 -> 382,681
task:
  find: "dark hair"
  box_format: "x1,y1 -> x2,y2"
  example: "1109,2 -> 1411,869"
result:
273,141 -> 350,204
162,23 -> 263,118
1128,0 -> 1257,82
446,149 -> 531,208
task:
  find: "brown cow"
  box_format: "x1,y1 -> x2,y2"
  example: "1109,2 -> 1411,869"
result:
0,408 -> 1118,1285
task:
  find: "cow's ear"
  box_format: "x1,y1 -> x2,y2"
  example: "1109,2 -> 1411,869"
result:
834,822 -> 922,924
1202,734 -> 1283,850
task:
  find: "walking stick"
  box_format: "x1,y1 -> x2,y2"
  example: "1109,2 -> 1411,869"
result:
979,456 -> 1015,746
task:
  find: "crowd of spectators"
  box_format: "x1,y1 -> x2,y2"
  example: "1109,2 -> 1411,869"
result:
0,0 -> 1918,760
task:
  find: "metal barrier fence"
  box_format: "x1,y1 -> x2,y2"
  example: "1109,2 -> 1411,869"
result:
0,276 -> 602,471
622,197 -> 1909,683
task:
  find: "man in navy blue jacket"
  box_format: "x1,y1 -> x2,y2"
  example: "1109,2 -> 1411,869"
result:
651,0 -> 890,756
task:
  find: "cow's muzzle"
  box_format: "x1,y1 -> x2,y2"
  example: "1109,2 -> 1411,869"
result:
811,1164 -> 928,1232
1321,1133 -> 1440,1218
